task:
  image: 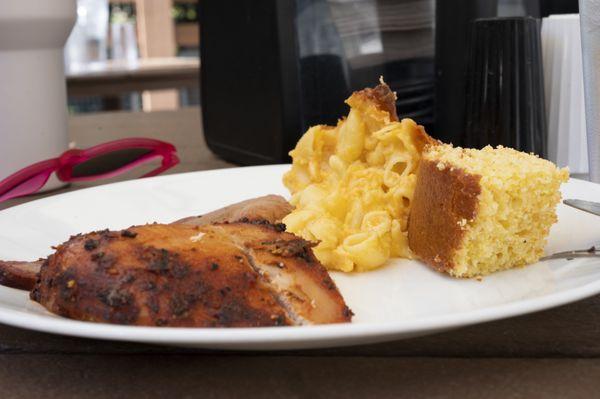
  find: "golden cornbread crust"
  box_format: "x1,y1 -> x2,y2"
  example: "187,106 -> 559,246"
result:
409,124 -> 440,154
408,159 -> 481,273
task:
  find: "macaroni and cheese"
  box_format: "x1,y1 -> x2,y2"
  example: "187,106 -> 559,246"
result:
283,82 -> 436,272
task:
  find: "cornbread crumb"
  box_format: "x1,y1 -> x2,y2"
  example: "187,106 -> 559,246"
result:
408,144 -> 569,277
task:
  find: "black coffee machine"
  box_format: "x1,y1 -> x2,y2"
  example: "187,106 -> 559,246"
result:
199,0 -> 577,165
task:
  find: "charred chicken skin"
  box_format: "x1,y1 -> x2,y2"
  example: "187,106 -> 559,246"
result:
1,196 -> 352,327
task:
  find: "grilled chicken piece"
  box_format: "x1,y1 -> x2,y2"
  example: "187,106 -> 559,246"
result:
0,195 -> 292,290
2,195 -> 352,327
31,222 -> 351,326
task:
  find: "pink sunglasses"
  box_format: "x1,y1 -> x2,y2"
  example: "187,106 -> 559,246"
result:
0,138 -> 179,203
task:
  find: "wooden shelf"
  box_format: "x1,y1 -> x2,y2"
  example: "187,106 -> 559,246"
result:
66,57 -> 200,97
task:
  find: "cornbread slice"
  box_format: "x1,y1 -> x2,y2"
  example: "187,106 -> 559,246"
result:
408,144 -> 569,277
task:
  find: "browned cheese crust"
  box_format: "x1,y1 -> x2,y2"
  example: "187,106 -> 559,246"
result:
30,221 -> 351,327
347,82 -> 439,152
364,83 -> 399,121
348,82 -> 399,121
407,159 -> 481,273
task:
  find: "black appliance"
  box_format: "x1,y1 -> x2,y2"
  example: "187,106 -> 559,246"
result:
199,0 -> 578,165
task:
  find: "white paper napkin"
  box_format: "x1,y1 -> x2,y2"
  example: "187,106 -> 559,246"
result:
541,14 -> 588,174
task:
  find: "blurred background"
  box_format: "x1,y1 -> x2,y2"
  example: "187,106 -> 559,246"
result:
0,0 -> 592,201
62,0 -> 576,117
65,0 -> 200,114
60,0 -> 581,168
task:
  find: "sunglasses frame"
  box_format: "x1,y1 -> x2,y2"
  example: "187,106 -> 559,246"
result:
0,138 -> 179,203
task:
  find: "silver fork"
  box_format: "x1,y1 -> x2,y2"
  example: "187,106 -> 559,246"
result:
541,246 -> 599,261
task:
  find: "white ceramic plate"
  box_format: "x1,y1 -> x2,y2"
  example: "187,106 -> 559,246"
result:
0,165 -> 599,350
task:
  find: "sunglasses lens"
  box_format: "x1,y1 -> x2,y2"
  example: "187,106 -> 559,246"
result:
71,148 -> 154,178
0,170 -> 53,202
